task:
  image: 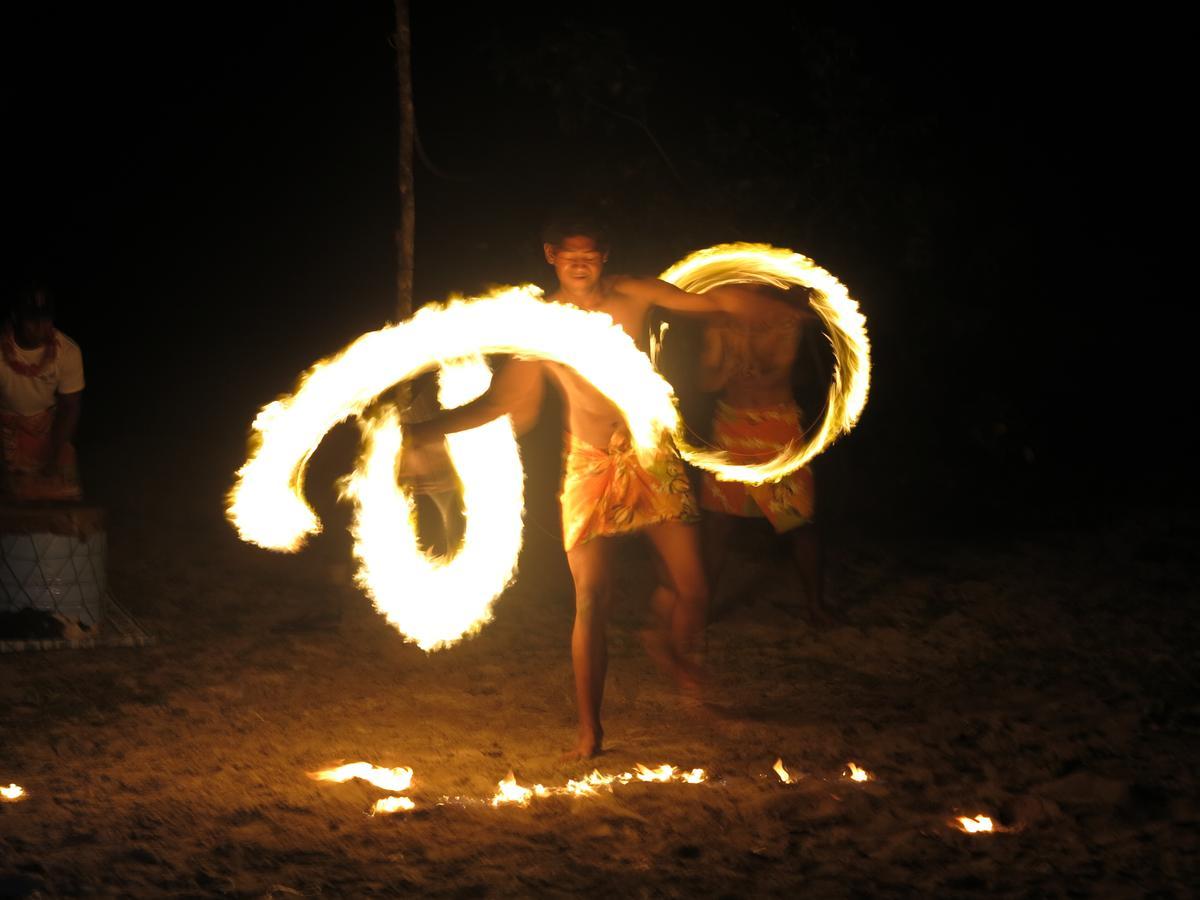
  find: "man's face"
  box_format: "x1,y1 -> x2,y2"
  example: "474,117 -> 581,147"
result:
544,235 -> 607,293
14,315 -> 53,348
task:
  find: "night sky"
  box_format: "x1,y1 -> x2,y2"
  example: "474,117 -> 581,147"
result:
3,3 -> 1186,537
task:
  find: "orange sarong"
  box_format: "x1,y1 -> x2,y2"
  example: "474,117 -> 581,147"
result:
0,408 -> 81,502
700,400 -> 814,532
560,430 -> 699,552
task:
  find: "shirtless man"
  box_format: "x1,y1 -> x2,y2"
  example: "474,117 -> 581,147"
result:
697,283 -> 833,623
405,218 -> 739,758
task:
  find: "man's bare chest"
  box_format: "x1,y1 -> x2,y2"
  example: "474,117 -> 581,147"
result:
588,298 -> 646,348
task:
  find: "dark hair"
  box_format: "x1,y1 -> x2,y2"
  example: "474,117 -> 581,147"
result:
541,213 -> 610,252
752,282 -> 814,308
9,284 -> 55,322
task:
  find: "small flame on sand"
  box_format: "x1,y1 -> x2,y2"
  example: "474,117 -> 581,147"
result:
636,763 -> 677,783
491,772 -> 535,807
565,770 -> 610,796
773,759 -> 793,784
314,762 -> 708,813
372,796 -> 416,815
491,764 -> 705,806
1,783 -> 24,801
845,762 -> 871,782
309,763 -> 414,793
957,814 -> 995,833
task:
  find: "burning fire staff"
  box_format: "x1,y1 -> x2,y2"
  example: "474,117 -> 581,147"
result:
404,217 -> 753,759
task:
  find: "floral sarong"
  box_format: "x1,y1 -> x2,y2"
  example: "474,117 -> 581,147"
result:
560,430 -> 698,552
699,400 -> 814,532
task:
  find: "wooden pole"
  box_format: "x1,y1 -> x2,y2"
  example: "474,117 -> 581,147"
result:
394,0 -> 415,323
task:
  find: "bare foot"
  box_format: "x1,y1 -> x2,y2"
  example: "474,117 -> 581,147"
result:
639,628 -> 706,695
560,729 -> 603,762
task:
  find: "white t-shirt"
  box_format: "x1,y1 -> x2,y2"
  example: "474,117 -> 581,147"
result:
0,330 -> 85,416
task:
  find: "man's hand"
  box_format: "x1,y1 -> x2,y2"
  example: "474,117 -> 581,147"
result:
398,426 -> 457,495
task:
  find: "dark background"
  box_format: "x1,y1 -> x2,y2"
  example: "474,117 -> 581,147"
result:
2,2 -> 1188,545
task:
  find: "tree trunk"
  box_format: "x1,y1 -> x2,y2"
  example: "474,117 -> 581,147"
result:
394,0 -> 415,323
392,1 -> 461,546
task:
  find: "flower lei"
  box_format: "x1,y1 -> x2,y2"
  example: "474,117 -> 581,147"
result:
1,326 -> 58,377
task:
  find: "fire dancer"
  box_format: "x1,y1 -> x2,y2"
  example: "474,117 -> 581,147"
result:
696,283 -> 834,623
404,216 -> 743,758
0,285 -> 84,501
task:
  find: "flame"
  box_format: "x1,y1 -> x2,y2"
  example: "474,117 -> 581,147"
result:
229,247 -> 868,647
635,763 -> 677,783
308,762 -> 414,793
845,762 -> 871,782
564,780 -> 596,796
491,771 -> 535,807
565,769 -> 622,795
773,758 -> 792,784
1,783 -> 24,801
313,761 -> 708,813
661,243 -> 871,484
340,358 -> 524,650
372,796 -> 416,815
228,286 -> 679,649
956,814 -> 994,833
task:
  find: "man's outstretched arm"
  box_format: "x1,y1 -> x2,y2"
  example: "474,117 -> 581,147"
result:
405,357 -> 544,444
616,277 -> 787,317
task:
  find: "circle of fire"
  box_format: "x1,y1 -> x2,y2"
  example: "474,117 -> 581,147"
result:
660,243 -> 870,483
227,245 -> 870,650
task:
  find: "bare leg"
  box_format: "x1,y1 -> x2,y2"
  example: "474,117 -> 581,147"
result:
648,553 -> 675,633
642,521 -> 709,692
564,537 -> 613,759
789,522 -> 834,625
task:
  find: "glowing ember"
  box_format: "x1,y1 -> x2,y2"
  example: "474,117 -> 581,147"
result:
491,771 -> 535,807
845,762 -> 871,782
308,762 -> 414,793
773,759 -> 793,784
680,768 -> 707,784
957,814 -> 995,833
1,783 -> 24,801
661,243 -> 871,485
372,796 -> 416,815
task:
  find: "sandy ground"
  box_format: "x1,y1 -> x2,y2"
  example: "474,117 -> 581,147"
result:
1,425 -> 1197,898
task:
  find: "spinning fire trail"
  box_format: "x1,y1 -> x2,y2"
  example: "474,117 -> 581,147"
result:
227,244 -> 869,650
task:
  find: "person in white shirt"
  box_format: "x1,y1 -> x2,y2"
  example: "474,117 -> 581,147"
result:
0,286 -> 84,501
